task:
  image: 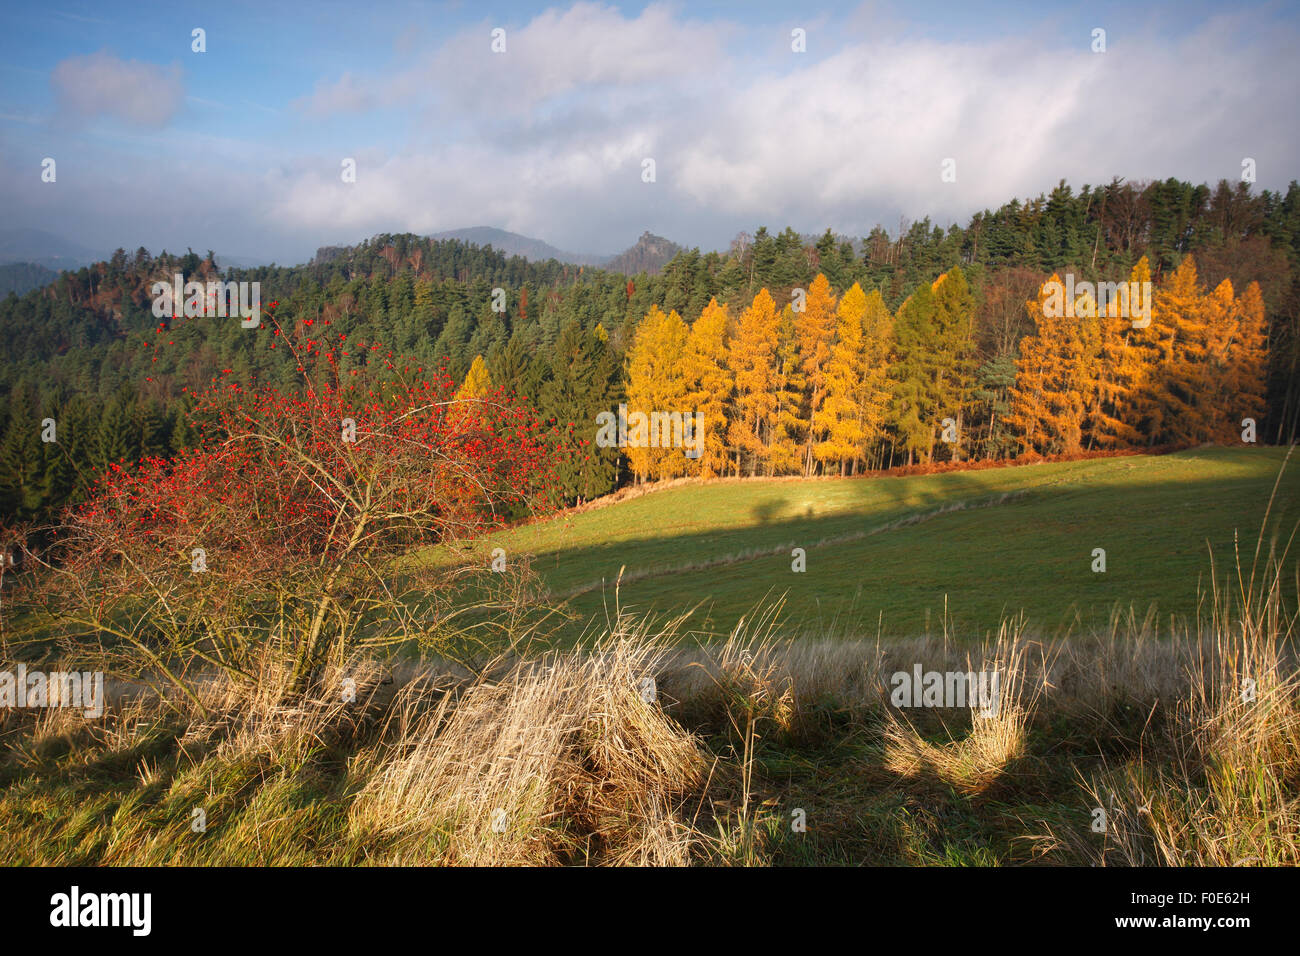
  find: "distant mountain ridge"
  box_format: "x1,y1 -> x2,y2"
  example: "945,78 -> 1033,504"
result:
429,227 -> 606,266
314,227 -> 683,276
605,231 -> 682,275
429,226 -> 681,274
2,225 -> 684,282
432,227 -> 683,275
0,262 -> 59,297
0,228 -> 278,273
0,228 -> 104,271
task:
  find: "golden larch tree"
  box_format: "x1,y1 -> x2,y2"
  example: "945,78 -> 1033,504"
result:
1149,256 -> 1211,445
684,297 -> 733,478
455,353 -> 493,402
726,289 -> 780,476
1006,276 -> 1094,455
1090,256 -> 1156,449
814,283 -> 893,474
796,273 -> 838,475
625,306 -> 692,481
770,303 -> 807,475
1229,281 -> 1269,440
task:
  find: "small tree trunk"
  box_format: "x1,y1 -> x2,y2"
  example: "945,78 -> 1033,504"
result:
292,514 -> 368,693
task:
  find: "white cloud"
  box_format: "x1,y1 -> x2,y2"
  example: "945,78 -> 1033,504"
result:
14,4 -> 1300,261
51,50 -> 184,128
293,72 -> 376,116
264,5 -> 1299,252
669,14 -> 1296,234
303,1 -> 733,120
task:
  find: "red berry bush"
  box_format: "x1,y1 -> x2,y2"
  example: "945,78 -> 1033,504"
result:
41,330 -> 566,697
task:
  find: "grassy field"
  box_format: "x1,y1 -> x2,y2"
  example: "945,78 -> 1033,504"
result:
4,596 -> 1297,866
3,446 -> 1296,867
479,446 -> 1299,642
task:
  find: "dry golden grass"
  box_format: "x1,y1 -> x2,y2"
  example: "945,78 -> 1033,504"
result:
1042,540 -> 1300,867
880,625 -> 1042,795
2,549 -> 1296,866
350,615 -> 707,865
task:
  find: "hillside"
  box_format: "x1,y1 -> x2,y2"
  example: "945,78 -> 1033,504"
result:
429,226 -> 607,265
425,226 -> 681,273
4,174 -> 1299,529
603,230 -> 681,274
316,227 -> 682,273
0,262 -> 58,297
0,227 -> 103,271
479,447 -> 1299,640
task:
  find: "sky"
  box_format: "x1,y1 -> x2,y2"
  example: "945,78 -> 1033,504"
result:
1,0 -> 1298,265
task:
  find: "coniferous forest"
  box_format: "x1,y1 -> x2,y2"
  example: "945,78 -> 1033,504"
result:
3,176 -> 1298,524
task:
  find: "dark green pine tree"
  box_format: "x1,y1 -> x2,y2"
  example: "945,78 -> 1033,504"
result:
888,280 -> 939,466
0,400 -> 45,520
96,395 -> 139,469
814,229 -> 846,290
748,227 -> 777,292
138,400 -> 171,460
539,320 -> 621,504
468,306 -> 509,362
40,396 -> 93,512
489,328 -> 546,405
433,305 -> 476,381
169,406 -> 196,453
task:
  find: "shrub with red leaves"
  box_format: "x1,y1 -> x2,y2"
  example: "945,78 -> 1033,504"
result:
50,332 -> 566,694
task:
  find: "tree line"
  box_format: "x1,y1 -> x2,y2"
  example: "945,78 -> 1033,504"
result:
612,256 -> 1266,482
1,175 -> 1297,522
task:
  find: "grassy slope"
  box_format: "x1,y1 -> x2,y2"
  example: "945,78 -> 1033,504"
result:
482,447 -> 1298,641
5,449 -> 1295,867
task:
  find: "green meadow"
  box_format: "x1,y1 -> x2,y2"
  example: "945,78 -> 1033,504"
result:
478,446 -> 1298,641
7,445 -> 1296,868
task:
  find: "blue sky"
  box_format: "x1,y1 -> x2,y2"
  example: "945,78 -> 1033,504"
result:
2,0 -> 1297,265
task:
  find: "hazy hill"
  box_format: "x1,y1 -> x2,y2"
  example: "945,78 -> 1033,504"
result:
430,227 -> 682,274
429,227 -> 606,265
603,231 -> 681,275
0,262 -> 59,297
317,226 -> 683,275
0,228 -> 103,271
